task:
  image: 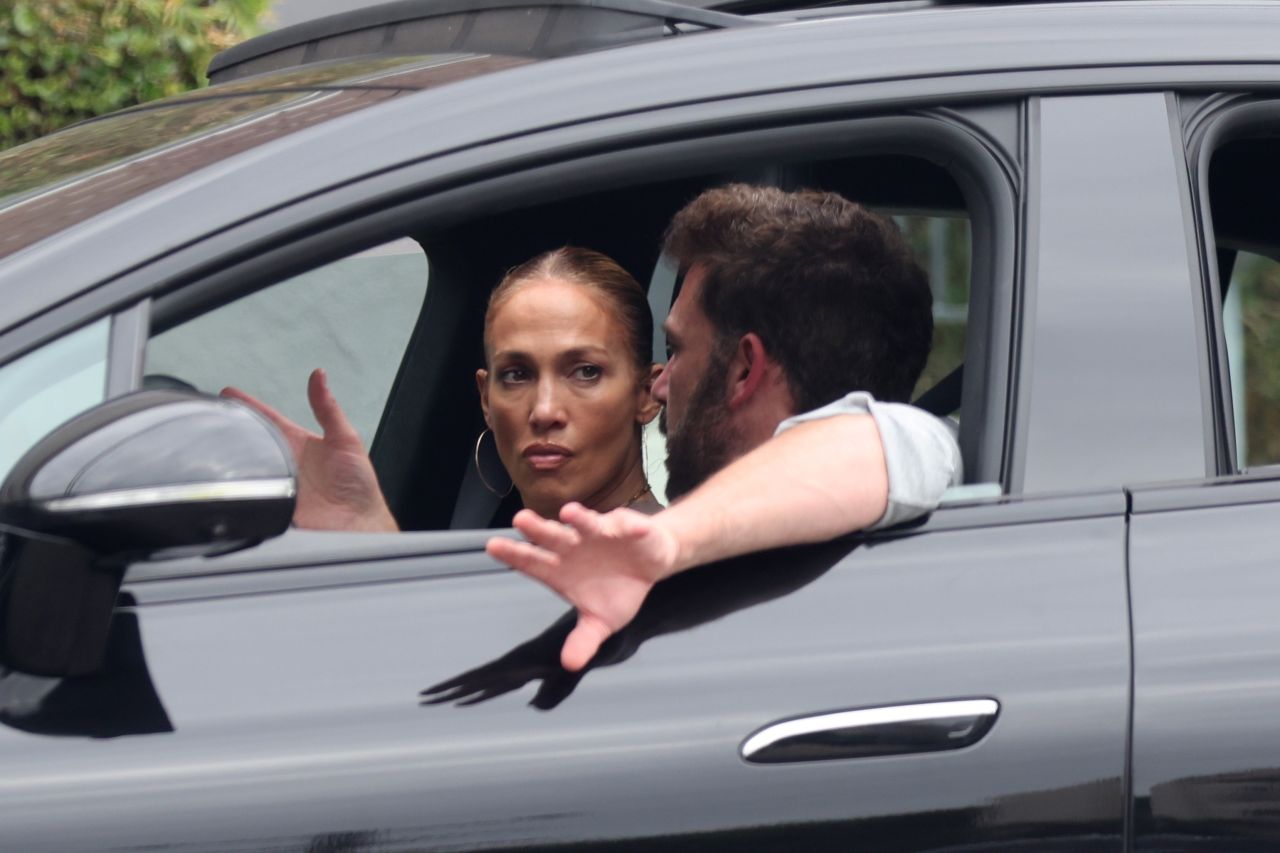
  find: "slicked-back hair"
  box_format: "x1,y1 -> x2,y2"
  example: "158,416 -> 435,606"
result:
485,246 -> 654,376
663,184 -> 933,409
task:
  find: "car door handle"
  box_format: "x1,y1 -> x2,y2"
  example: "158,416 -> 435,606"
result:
740,698 -> 999,764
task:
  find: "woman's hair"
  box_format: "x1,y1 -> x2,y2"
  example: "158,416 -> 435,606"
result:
484,247 -> 654,375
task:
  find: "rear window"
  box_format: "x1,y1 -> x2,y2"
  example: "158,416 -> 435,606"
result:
1208,132 -> 1280,470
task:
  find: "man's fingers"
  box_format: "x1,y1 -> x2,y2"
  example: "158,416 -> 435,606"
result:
613,507 -> 656,539
486,536 -> 560,582
561,614 -> 612,672
558,502 -> 611,538
307,368 -> 363,445
512,509 -> 582,551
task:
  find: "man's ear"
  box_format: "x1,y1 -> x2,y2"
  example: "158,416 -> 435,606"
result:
636,363 -> 663,425
727,333 -> 770,410
475,369 -> 492,427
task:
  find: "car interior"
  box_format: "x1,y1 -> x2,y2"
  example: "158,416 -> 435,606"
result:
143,145 -> 986,532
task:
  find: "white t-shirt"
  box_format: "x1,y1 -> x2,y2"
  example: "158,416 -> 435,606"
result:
775,391 -> 962,530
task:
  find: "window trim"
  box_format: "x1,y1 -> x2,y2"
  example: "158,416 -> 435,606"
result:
106,299 -> 149,398
15,100 -> 1018,530
157,109 -> 1017,494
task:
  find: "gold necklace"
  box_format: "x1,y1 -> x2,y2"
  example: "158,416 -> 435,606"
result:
626,482 -> 653,506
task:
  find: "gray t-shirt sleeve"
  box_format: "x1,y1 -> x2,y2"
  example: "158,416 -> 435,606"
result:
774,391 -> 962,530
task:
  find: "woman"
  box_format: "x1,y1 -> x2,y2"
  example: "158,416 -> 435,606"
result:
224,247 -> 662,529
476,247 -> 663,518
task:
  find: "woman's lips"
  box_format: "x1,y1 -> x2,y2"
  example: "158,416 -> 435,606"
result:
523,443 -> 573,471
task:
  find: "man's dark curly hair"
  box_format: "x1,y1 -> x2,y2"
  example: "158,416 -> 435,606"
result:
663,183 -> 933,409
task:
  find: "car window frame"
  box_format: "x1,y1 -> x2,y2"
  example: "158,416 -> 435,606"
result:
0,94 -> 1022,545
150,107 -> 1018,500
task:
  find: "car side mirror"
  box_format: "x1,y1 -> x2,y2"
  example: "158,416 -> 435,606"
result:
0,391 -> 296,676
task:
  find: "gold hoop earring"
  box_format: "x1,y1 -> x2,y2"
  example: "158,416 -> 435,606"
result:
474,429 -> 513,498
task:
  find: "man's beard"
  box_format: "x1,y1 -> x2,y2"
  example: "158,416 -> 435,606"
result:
661,345 -> 740,501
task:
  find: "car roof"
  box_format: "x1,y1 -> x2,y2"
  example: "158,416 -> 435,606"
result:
4,0 -> 1280,337
205,0 -> 1280,84
206,0 -> 755,84
205,0 -> 964,84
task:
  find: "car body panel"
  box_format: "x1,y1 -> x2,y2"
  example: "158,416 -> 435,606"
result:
0,496 -> 1129,850
1015,92 -> 1208,493
1129,476 -> 1280,849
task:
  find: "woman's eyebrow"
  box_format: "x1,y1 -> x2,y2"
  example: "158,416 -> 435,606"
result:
559,345 -> 611,361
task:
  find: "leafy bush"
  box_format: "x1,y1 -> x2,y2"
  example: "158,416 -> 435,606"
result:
0,0 -> 270,150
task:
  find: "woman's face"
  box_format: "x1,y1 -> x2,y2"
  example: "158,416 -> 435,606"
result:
477,277 -> 660,518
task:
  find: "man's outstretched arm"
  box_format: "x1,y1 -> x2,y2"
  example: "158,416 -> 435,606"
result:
488,412 -> 934,671
660,413 -> 891,568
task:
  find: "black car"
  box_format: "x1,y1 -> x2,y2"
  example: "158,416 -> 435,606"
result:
2,0 -> 1280,849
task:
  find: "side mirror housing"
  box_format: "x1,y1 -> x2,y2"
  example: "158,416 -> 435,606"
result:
0,391 -> 296,676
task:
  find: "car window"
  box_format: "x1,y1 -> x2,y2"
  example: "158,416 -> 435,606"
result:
0,319 -> 109,482
1223,250 -> 1280,469
897,213 -> 970,400
145,238 -> 429,447
627,153 -> 992,510
1206,129 -> 1280,471
134,115 -> 1011,531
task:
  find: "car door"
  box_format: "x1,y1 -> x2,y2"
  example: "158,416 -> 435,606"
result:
1128,476 -> 1280,851
0,504 -> 1131,852
1126,97 -> 1280,850
0,96 -> 1137,853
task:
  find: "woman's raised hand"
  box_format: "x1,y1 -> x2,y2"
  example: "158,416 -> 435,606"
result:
222,368 -> 399,532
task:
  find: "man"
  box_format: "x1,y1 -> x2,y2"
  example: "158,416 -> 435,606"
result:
487,184 -> 962,671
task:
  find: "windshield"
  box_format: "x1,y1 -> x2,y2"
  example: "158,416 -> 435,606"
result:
0,53 -> 531,260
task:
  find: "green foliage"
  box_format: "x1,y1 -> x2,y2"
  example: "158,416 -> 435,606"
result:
899,216 -> 971,398
1234,253 -> 1280,466
0,0 -> 270,150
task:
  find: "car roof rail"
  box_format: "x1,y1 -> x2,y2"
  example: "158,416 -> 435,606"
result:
701,0 -> 1089,18
207,0 -> 757,84
702,0 -> 929,14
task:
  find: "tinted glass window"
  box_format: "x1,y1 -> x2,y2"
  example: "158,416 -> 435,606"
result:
1210,135 -> 1280,470
1223,250 -> 1280,468
146,238 -> 429,447
0,54 -> 531,262
0,55 -> 524,208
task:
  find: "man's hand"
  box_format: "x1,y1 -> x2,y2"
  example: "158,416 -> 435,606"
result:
486,503 -> 679,672
222,368 -> 398,532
